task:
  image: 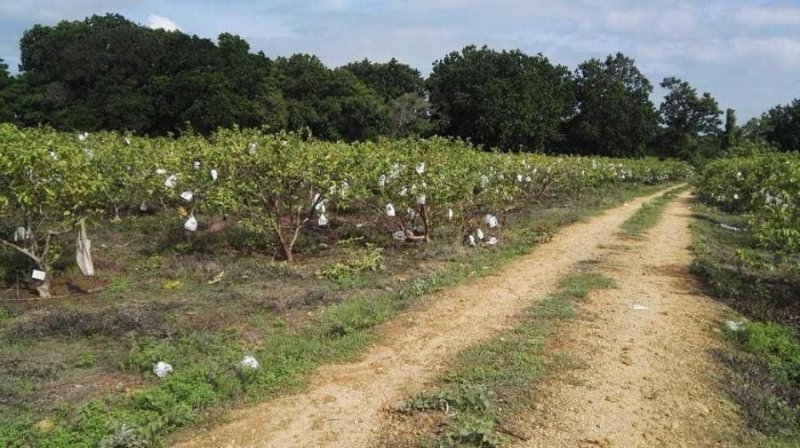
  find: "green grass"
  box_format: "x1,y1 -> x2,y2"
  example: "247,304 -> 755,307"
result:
618,185 -> 687,238
387,269 -> 616,447
690,201 -> 800,447
0,182 -> 671,447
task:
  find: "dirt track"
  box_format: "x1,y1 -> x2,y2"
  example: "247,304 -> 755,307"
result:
520,192 -> 743,447
174,190 -> 676,448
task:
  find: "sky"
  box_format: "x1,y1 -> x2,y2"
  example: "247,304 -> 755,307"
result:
1,0 -> 799,121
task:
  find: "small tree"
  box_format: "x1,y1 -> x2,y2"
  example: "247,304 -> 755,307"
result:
231,131 -> 358,262
0,125 -> 102,297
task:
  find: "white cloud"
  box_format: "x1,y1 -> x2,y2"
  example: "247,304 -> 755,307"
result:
732,37 -> 800,67
731,6 -> 800,27
604,6 -> 696,34
605,9 -> 648,31
147,13 -> 179,31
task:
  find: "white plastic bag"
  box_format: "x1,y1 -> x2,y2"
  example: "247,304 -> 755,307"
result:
318,213 -> 328,226
416,162 -> 425,174
399,187 -> 408,197
476,228 -> 485,240
447,209 -> 454,221
468,235 -> 476,247
389,163 -> 401,179
76,218 -> 95,277
156,168 -> 167,175
240,356 -> 260,370
193,161 -> 201,170
378,174 -> 387,187
417,194 -> 426,205
248,142 -> 258,154
12,226 -> 30,242
184,215 -> 198,232
31,270 -> 46,281
153,361 -> 173,378
210,169 -> 218,181
78,132 -> 88,141
180,191 -> 194,202
385,203 -> 396,217
164,174 -> 177,189
726,320 -> 743,332
139,202 -> 149,212
485,214 -> 498,228
487,236 -> 498,246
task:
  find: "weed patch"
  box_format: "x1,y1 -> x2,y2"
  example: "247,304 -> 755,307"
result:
692,201 -> 800,446
619,185 -> 686,238
387,270 -> 615,447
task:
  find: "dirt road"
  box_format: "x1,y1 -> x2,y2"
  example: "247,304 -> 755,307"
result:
175,190 -> 677,448
520,192 -> 743,447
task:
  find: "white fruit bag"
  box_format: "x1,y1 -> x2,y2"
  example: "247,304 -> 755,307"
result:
75,218 -> 95,277
153,361 -> 173,378
240,356 -> 260,369
184,215 -> 198,232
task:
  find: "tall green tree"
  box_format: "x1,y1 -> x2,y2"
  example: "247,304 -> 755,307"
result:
342,58 -> 429,137
0,59 -> 14,123
761,99 -> 800,152
567,53 -> 657,157
721,108 -> 740,150
19,14 -> 161,132
657,77 -> 722,159
16,14 -> 287,135
341,58 -> 424,101
427,45 -> 574,151
276,55 -> 389,141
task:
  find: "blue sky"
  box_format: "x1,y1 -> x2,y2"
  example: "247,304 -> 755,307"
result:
1,0 -> 799,120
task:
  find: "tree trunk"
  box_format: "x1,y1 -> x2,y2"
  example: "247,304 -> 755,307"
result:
272,220 -> 294,263
35,276 -> 52,299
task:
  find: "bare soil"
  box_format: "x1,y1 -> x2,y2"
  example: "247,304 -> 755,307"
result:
174,189 -> 675,448
519,192 -> 744,447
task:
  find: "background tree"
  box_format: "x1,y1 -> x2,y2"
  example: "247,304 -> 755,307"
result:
387,92 -> 433,137
276,55 -> 390,141
427,45 -> 574,151
341,58 -> 424,101
657,77 -> 722,159
567,53 -> 657,157
342,58 -> 429,137
760,99 -> 800,152
721,108 -> 740,150
0,59 -> 15,123
16,14 -> 287,135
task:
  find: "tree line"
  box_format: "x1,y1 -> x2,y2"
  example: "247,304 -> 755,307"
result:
0,14 -> 797,159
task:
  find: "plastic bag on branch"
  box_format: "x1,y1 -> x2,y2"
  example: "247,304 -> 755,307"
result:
76,218 -> 95,277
